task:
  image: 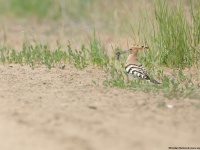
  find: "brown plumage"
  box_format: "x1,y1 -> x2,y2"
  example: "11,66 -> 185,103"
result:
116,44 -> 161,84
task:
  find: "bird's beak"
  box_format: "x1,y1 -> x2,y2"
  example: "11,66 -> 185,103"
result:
116,49 -> 129,60
118,49 -> 130,54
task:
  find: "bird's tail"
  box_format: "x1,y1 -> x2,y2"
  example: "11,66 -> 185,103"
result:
151,79 -> 161,84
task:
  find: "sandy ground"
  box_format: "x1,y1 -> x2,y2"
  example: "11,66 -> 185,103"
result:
0,18 -> 200,150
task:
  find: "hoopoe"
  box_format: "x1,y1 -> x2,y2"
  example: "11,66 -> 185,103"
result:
116,44 -> 161,84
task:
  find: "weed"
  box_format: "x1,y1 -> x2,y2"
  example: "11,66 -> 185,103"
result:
67,41 -> 88,70
0,48 -> 5,63
0,31 -> 109,71
0,30 -> 199,99
1,0 -> 200,100
88,31 -> 109,69
102,58 -> 200,99
130,0 -> 200,68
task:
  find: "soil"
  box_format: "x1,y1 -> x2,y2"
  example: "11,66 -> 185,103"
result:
0,18 -> 200,150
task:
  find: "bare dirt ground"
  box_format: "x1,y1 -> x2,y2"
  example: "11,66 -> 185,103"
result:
0,18 -> 200,150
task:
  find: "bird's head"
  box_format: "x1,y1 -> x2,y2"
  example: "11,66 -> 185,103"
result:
116,44 -> 148,59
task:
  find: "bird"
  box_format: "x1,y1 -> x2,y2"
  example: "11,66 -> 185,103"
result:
116,44 -> 161,84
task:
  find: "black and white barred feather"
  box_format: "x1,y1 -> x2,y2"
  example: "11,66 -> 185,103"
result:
125,64 -> 161,84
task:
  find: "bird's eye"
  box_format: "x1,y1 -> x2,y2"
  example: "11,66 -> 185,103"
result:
130,49 -> 132,50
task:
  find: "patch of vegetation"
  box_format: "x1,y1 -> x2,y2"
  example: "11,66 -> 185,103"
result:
1,28 -> 200,100
0,0 -> 60,19
88,31 -> 109,69
0,1 -> 200,100
131,0 -> 200,68
103,61 -> 200,99
0,31 -> 109,70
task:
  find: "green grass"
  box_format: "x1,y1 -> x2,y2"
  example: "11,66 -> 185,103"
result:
0,0 -> 60,19
131,0 -> 200,68
0,0 -> 150,33
1,30 -> 199,99
102,61 -> 200,99
0,0 -> 197,38
0,0 -> 200,100
0,0 -> 131,34
0,31 -> 109,70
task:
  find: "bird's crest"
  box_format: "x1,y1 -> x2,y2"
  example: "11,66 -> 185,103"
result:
130,44 -> 148,50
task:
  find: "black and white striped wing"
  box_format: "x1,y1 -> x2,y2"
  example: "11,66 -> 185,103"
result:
125,64 -> 150,80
